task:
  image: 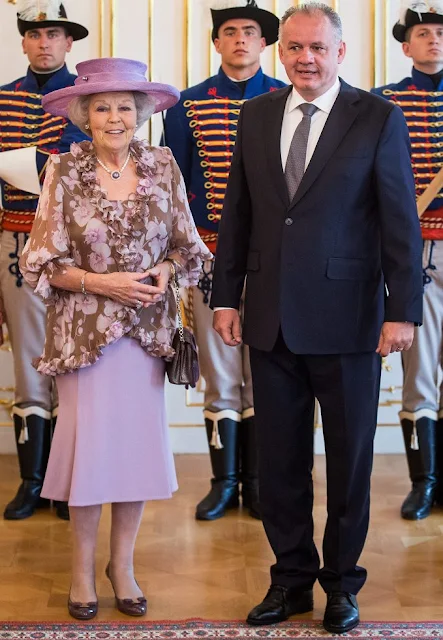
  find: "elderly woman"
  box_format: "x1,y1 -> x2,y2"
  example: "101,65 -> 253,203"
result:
19,58 -> 212,620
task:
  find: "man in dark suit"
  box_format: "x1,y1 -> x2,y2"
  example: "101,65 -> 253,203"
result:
211,2 -> 423,634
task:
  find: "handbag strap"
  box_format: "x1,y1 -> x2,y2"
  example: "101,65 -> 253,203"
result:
170,276 -> 185,343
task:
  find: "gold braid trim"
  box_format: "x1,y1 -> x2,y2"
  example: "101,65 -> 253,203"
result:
184,98 -> 245,107
403,110 -> 443,117
0,134 -> 64,149
196,140 -> 235,148
186,108 -> 241,117
393,100 -> 443,107
412,142 -> 443,147
0,111 -> 54,120
382,89 -> 443,96
193,129 -> 236,138
412,151 -> 443,158
0,90 -> 43,99
1,124 -> 67,139
200,161 -> 231,168
405,121 -> 443,128
3,193 -> 37,201
0,99 -> 43,110
415,161 -> 443,168
198,150 -> 233,158
1,117 -> 64,129
189,118 -> 239,127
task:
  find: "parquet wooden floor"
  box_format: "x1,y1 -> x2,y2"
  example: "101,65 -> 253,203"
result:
0,453 -> 443,622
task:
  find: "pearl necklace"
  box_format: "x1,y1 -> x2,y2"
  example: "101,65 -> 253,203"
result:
96,152 -> 131,180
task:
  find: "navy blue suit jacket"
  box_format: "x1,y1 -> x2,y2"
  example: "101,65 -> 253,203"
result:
211,80 -> 423,354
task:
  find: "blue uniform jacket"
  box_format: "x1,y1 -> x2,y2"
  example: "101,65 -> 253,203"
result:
0,64 -> 88,234
163,67 -> 286,251
372,68 -> 443,240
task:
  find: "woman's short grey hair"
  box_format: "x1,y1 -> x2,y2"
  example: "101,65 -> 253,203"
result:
279,3 -> 343,44
68,91 -> 157,135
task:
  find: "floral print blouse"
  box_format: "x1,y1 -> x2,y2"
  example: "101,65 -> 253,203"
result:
19,139 -> 212,376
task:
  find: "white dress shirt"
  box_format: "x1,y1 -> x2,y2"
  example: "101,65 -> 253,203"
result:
215,78 -> 341,312
281,77 -> 341,171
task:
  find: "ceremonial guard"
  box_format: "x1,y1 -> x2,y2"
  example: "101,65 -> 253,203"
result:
373,0 -> 443,520
163,0 -> 285,521
0,0 -> 89,520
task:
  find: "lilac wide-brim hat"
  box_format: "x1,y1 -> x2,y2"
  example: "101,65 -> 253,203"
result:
42,58 -> 180,117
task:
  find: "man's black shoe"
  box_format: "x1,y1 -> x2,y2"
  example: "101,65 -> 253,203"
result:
323,592 -> 359,634
246,585 -> 313,626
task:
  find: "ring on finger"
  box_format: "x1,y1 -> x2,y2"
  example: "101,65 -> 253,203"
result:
135,299 -> 142,308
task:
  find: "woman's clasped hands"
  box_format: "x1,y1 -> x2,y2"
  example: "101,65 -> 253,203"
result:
103,262 -> 172,309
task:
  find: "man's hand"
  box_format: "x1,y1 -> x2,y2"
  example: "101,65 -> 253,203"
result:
213,309 -> 242,347
376,321 -> 415,357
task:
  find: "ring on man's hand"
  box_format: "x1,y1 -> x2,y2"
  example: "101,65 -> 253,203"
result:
135,300 -> 142,308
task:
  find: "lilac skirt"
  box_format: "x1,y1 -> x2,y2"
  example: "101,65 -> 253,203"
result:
41,338 -> 178,506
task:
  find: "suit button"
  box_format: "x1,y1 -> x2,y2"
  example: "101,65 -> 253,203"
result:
285,217 -> 293,226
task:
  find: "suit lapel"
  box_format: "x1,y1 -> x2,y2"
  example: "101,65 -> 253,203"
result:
289,81 -> 361,209
263,86 -> 292,208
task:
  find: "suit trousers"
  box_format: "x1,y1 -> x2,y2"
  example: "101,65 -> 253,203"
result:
249,332 -> 381,594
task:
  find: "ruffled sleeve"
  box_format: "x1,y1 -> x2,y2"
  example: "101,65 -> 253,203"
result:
19,155 -> 75,305
167,151 -> 213,287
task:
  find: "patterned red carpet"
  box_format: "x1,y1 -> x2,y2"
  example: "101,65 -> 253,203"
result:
1,619 -> 443,639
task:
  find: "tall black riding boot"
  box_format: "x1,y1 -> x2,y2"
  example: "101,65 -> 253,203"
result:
239,415 -> 261,520
195,417 -> 239,521
400,416 -> 438,520
434,417 -> 443,506
4,410 -> 51,520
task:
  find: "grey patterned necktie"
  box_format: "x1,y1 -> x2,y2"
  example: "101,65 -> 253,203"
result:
284,102 -> 318,201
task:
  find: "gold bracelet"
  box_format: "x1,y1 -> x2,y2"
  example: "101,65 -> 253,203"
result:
165,259 -> 176,281
80,271 -> 88,296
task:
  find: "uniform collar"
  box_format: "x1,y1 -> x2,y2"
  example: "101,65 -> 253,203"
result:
216,66 -> 264,98
411,66 -> 443,91
20,64 -> 72,94
286,77 -> 341,114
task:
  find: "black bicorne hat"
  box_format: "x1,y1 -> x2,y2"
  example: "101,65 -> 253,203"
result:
210,0 -> 279,46
17,0 -> 88,41
393,2 -> 443,42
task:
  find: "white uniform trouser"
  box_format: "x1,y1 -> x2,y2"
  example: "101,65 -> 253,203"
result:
401,240 -> 443,424
191,264 -> 254,426
0,230 -> 55,418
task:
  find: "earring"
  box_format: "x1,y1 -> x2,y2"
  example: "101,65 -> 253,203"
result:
85,123 -> 90,130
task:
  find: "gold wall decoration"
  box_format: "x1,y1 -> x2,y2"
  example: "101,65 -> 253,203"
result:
184,0 -> 190,88
274,0 -> 280,78
384,0 -> 390,85
148,0 -> 154,144
208,29 -> 213,78
0,386 -> 14,411
372,0 -> 390,88
371,0 -> 378,88
99,0 -> 106,58
185,378 -> 205,408
110,0 -> 116,57
7,0 -> 17,4
148,0 -> 154,83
